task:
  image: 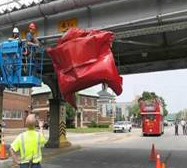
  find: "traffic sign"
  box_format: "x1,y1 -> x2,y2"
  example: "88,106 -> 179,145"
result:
58,18 -> 78,32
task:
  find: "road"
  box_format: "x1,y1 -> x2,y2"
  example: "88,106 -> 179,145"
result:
4,126 -> 187,168
44,126 -> 187,168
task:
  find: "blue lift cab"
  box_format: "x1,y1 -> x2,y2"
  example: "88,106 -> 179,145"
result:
0,40 -> 44,89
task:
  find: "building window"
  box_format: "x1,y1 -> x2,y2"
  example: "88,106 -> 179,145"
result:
84,116 -> 88,121
5,88 -> 30,95
106,104 -> 112,117
91,98 -> 94,107
84,98 -> 88,106
36,100 -> 39,107
77,96 -> 80,105
3,110 -> 23,120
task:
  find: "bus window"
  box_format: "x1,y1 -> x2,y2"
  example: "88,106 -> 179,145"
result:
146,115 -> 156,121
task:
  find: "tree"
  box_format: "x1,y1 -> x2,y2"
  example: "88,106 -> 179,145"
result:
128,103 -> 141,119
159,97 -> 168,117
128,103 -> 141,127
65,103 -> 76,128
138,91 -> 157,101
138,91 -> 168,116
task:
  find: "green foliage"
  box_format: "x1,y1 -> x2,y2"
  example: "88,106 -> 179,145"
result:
138,91 -> 168,116
115,115 -> 124,121
65,103 -> 76,120
67,127 -> 113,133
128,103 -> 141,119
88,121 -> 110,128
65,103 -> 76,128
138,91 -> 157,102
97,124 -> 109,128
88,121 -> 98,128
175,110 -> 187,120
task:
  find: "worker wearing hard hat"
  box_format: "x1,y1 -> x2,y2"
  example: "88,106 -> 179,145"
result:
9,27 -> 21,41
9,114 -> 47,168
26,22 -> 40,47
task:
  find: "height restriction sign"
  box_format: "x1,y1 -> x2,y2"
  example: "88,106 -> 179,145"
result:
58,18 -> 78,32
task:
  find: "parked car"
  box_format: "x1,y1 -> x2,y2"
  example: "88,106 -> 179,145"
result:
113,121 -> 132,133
164,120 -> 168,126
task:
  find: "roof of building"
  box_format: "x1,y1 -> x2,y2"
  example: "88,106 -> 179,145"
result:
31,84 -> 116,100
31,84 -> 100,97
31,83 -> 51,95
165,113 -> 176,121
78,87 -> 99,97
0,0 -> 45,15
97,90 -> 115,97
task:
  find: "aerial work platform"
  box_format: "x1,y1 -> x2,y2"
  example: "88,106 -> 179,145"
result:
0,40 -> 43,89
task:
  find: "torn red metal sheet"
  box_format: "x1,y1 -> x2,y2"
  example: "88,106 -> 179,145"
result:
47,28 -> 123,108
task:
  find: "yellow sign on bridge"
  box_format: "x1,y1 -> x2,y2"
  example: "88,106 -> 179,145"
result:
58,18 -> 78,32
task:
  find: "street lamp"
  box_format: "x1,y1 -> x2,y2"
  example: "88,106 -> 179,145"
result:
109,100 -> 115,126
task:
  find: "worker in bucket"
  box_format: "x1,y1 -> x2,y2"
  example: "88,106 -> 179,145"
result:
9,27 -> 21,41
26,22 -> 40,47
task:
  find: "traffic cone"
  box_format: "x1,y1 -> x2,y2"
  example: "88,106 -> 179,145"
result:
156,154 -> 161,168
149,143 -> 157,161
0,138 -> 8,160
161,162 -> 166,168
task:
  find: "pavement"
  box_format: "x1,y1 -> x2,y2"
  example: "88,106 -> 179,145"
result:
0,128 -> 82,168
0,145 -> 81,168
0,128 -> 141,168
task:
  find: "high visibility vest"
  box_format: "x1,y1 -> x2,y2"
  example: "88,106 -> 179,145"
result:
11,130 -> 46,164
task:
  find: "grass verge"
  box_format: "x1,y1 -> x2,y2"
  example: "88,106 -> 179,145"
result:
67,127 -> 113,133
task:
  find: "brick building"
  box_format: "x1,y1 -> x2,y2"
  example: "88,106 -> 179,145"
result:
31,85 -> 129,128
3,88 -> 31,128
75,90 -> 99,127
31,86 -> 100,128
31,85 -> 51,123
2,85 -> 129,129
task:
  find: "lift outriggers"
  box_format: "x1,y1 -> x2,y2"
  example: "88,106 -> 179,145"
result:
0,40 -> 44,89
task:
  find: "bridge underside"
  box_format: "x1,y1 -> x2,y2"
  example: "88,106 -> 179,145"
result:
43,21 -> 187,76
0,0 -> 187,76
36,0 -> 187,76
112,23 -> 187,75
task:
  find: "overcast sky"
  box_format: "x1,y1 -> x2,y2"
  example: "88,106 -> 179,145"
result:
116,69 -> 187,114
40,68 -> 187,114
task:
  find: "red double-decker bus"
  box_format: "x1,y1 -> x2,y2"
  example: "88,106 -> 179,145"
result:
139,99 -> 164,136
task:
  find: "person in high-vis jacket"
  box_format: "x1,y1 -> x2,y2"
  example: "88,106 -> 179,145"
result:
10,114 -> 47,168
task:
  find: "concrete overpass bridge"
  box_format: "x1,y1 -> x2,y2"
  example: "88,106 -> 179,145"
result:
1,0 -> 187,147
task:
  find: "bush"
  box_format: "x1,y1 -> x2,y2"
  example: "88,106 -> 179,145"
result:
98,124 -> 109,128
88,121 -> 110,128
88,121 -> 98,128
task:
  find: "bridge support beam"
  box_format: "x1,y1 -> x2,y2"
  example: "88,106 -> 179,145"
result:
59,101 -> 71,148
46,98 -> 59,148
43,75 -> 71,148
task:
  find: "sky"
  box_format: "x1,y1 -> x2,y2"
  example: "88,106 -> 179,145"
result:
74,68 -> 187,114
115,69 -> 187,114
39,68 -> 187,114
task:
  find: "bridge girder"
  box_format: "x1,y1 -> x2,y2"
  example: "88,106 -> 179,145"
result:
1,0 -> 187,75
